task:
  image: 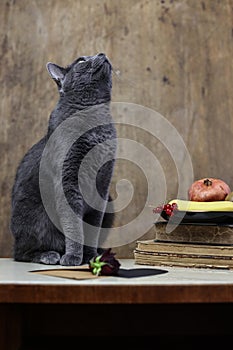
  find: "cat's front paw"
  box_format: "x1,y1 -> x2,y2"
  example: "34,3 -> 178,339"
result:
60,254 -> 82,266
39,251 -> 61,265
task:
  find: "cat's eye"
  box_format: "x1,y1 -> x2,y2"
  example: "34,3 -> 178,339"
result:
78,59 -> 86,64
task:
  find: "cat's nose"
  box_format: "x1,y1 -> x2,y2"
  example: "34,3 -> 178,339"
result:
97,53 -> 110,63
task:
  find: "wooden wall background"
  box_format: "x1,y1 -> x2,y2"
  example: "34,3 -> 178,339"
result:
1,0 -> 233,258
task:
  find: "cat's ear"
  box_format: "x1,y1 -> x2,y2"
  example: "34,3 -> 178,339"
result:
46,62 -> 66,83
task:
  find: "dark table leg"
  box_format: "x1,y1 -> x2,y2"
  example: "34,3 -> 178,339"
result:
0,304 -> 22,350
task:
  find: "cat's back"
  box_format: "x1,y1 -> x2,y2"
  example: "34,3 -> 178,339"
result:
11,136 -> 47,202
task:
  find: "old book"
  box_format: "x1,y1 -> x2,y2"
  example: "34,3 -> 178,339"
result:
136,239 -> 233,256
134,239 -> 233,269
154,221 -> 233,245
134,250 -> 233,269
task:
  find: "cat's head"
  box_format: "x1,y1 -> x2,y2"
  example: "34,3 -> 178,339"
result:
46,53 -> 112,105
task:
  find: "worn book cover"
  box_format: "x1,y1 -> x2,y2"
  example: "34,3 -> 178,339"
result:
154,222 -> 233,245
134,239 -> 233,269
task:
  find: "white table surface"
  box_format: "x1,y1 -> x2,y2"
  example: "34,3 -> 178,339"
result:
1,258 -> 233,286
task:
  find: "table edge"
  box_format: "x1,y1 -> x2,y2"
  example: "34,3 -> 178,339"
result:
1,283 -> 233,304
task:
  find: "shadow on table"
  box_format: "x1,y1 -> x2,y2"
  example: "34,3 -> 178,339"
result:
118,267 -> 168,278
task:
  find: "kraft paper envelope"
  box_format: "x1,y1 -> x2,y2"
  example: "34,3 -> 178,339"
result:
31,265 -> 109,280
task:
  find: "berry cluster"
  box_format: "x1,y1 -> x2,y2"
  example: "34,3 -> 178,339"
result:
153,202 -> 178,217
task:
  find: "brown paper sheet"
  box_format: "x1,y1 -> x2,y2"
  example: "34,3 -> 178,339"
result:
31,265 -> 109,280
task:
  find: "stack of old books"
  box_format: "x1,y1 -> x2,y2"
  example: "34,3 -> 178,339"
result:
134,199 -> 233,269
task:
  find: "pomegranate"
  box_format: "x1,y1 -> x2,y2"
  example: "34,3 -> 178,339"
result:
188,178 -> 231,202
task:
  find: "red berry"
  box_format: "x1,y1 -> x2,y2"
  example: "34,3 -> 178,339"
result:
165,208 -> 172,216
153,202 -> 178,216
153,206 -> 163,213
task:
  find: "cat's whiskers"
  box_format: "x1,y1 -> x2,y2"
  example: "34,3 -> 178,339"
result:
112,67 -> 140,89
113,68 -> 121,77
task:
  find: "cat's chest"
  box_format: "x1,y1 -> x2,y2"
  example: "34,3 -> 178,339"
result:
65,123 -> 116,161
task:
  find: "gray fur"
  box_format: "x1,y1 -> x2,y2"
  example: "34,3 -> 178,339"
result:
10,53 -> 116,265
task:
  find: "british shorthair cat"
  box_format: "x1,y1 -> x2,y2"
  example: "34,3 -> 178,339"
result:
10,53 -> 116,265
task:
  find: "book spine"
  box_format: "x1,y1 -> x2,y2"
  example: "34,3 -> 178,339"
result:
136,242 -> 233,257
135,249 -> 233,260
134,251 -> 232,269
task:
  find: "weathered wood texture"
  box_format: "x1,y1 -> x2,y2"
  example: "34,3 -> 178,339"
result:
1,0 -> 233,258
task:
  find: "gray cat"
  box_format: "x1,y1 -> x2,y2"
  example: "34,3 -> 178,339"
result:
10,53 -> 116,266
